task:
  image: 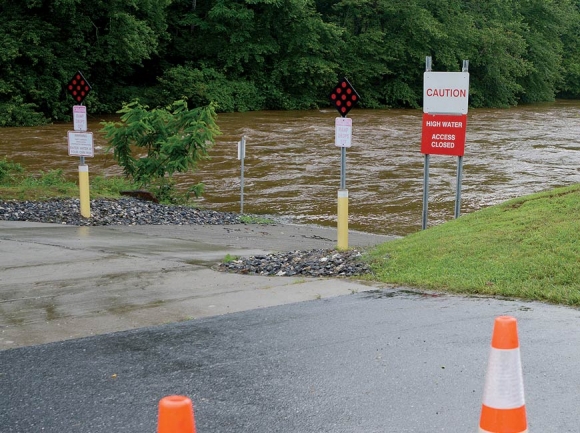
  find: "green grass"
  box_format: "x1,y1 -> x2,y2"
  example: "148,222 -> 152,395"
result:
0,157 -> 137,201
222,254 -> 239,263
365,184 -> 580,306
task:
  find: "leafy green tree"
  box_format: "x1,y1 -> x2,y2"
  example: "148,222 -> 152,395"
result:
327,0 -> 472,108
0,2 -> 68,125
456,0 -> 527,107
560,1 -> 580,98
3,0 -> 580,125
101,100 -> 220,202
516,0 -> 573,103
154,64 -> 265,112
0,0 -> 170,125
257,0 -> 344,109
163,0 -> 342,110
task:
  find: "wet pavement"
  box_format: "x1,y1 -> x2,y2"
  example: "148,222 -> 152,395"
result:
1,222 -> 580,432
0,221 -> 394,348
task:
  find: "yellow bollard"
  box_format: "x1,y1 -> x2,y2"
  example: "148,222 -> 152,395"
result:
337,189 -> 348,250
78,165 -> 90,218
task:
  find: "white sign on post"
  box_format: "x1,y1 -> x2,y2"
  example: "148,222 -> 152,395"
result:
423,72 -> 469,114
73,105 -> 87,131
68,131 -> 94,157
335,117 -> 352,148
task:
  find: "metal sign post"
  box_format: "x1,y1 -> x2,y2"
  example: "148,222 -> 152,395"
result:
67,107 -> 93,218
66,72 -> 93,218
455,60 -> 470,219
238,136 -> 246,214
329,78 -> 360,250
422,57 -> 432,231
422,153 -> 430,231
421,57 -> 469,229
335,116 -> 352,192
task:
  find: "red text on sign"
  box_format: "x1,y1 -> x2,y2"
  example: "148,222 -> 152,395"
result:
421,114 -> 467,157
425,88 -> 467,98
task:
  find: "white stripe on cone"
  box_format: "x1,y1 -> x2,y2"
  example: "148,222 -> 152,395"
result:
481,347 -> 525,409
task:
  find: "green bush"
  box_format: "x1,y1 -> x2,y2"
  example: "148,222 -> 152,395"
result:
156,65 -> 265,112
0,99 -> 48,127
101,99 -> 220,203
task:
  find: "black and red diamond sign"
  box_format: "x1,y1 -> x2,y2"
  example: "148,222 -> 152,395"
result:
66,71 -> 92,104
329,77 -> 360,117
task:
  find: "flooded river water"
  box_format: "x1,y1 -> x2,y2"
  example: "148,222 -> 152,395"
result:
2,100 -> 580,236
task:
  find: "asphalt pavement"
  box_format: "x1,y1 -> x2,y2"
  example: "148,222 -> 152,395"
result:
1,221 -> 580,432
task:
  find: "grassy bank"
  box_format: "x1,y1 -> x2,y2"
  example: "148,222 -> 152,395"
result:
0,158 -> 136,201
366,184 -> 580,305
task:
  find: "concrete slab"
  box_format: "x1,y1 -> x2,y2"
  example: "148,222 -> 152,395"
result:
0,221 -> 391,349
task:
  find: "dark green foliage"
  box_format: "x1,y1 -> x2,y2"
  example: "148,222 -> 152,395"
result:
0,0 -> 169,125
101,100 -> 219,203
155,65 -> 265,112
2,0 -> 580,126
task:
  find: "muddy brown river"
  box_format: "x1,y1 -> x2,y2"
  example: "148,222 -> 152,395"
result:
2,101 -> 580,236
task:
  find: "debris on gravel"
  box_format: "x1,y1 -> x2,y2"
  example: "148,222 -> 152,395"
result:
217,249 -> 371,278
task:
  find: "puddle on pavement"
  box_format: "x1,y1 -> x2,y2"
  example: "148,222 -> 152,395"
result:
363,288 -> 444,299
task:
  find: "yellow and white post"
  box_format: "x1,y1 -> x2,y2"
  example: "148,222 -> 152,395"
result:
335,118 -> 352,250
70,105 -> 92,218
337,188 -> 348,250
78,158 -> 90,218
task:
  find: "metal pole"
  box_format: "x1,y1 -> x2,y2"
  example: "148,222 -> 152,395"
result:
421,56 -> 432,230
455,60 -> 468,219
422,154 -> 430,230
240,157 -> 244,214
240,136 -> 245,214
454,156 -> 463,218
340,146 -> 346,190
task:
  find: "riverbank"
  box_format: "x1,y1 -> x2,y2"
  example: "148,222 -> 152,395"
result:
367,183 -> 580,306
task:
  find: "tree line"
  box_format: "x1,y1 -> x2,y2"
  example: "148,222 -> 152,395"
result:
2,0 -> 580,126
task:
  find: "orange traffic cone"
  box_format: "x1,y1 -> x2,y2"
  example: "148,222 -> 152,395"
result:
478,316 -> 528,433
157,395 -> 197,433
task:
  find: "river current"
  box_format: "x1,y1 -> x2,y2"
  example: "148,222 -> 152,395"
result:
2,101 -> 580,236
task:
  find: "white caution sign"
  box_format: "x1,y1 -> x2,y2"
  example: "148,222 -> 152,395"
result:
68,131 -> 94,157
423,72 -> 469,114
335,117 -> 352,148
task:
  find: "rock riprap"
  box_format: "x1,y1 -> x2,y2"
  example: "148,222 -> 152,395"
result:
0,198 -> 241,226
218,249 -> 370,277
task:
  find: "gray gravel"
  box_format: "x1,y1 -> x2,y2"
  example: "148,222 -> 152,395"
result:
0,198 -> 371,277
217,249 -> 370,277
0,198 -> 241,226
